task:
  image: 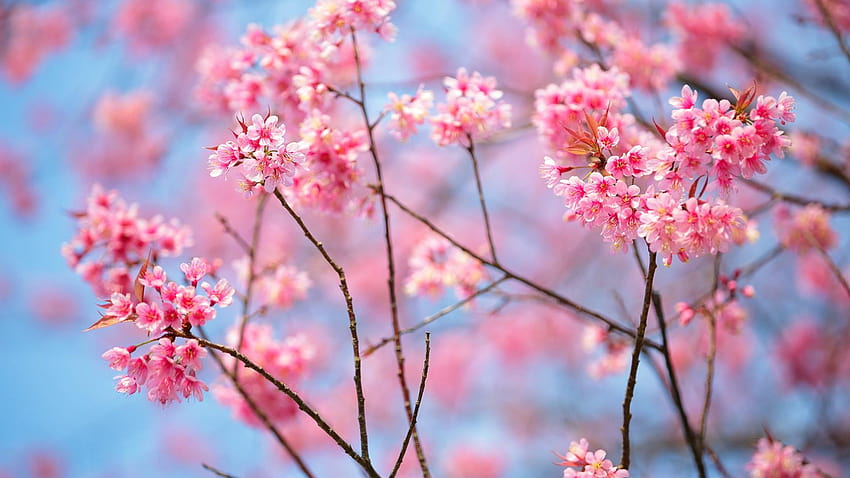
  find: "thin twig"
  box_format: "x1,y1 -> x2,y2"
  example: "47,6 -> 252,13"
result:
365,275 -> 509,356
704,444 -> 733,478
215,213 -> 252,254
235,194 -> 269,375
465,134 -> 499,264
700,309 -> 717,456
742,178 -> 850,211
389,333 -> 432,478
349,27 -> 430,476
620,250 -> 658,469
803,230 -> 850,299
700,256 -> 722,454
379,189 -> 663,351
202,463 -> 237,478
632,242 -> 707,476
198,328 -> 315,478
813,0 -> 850,65
182,332 -> 379,478
271,188 -> 373,469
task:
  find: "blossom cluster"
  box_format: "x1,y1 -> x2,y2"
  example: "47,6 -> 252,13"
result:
197,0 -> 394,117
61,185 -> 193,296
404,235 -> 488,300
385,86 -> 434,141
102,338 -> 208,405
208,113 -> 306,195
94,257 -> 233,404
430,68 -> 512,147
233,256 -> 312,309
773,204 -> 837,253
540,79 -> 794,265
557,439 -> 629,478
665,2 -> 745,72
581,325 -> 629,379
309,0 -> 397,43
215,324 -> 316,427
746,437 -> 818,478
292,110 -> 370,213
101,257 -> 233,334
87,89 -> 166,180
534,64 -> 639,163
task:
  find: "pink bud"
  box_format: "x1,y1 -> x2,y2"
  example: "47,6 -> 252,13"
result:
741,285 -> 755,298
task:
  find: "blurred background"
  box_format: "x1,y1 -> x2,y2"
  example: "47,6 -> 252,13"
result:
1,0 -> 849,476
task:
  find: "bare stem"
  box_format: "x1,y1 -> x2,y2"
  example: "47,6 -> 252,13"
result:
365,275 -> 509,356
813,0 -> 850,65
620,250 -> 657,469
199,328 -> 315,478
389,333 -> 432,478
803,229 -> 850,299
700,311 -> 717,456
183,332 -> 379,478
742,179 -> 850,211
632,242 -> 707,476
464,134 -> 498,264
202,463 -> 237,478
349,27 -> 430,476
700,256 -> 722,455
215,212 -> 252,254
379,189 -> 662,351
271,188 -> 372,467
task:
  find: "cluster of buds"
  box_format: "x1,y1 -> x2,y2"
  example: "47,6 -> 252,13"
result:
208,113 -> 306,196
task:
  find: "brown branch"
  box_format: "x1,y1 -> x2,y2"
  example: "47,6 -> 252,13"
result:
620,250 -> 658,469
202,463 -> 237,478
700,256 -> 722,456
199,329 -> 315,478
215,212 -> 252,254
182,332 -> 379,477
813,0 -> 850,65
700,309 -> 717,459
389,333 -> 432,478
349,28 -> 430,476
464,134 -> 499,264
235,194 -> 269,375
270,188 -> 373,468
365,275 -> 509,356
729,42 -> 850,124
803,230 -> 850,299
379,189 -> 663,351
742,178 -> 850,211
631,242 -> 707,476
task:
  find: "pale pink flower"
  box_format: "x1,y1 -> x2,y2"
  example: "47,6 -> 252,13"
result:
102,347 -> 132,371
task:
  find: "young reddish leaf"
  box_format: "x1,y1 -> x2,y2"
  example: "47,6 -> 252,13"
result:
564,144 -> 593,155
688,177 -> 701,199
83,314 -> 127,332
728,85 -> 742,102
653,119 -> 668,139
584,110 -> 599,139
134,253 -> 151,302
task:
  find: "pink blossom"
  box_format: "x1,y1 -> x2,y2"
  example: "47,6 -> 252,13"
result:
385,87 -> 434,141
430,68 -> 512,147
102,347 -> 132,371
774,204 -> 837,253
135,302 -> 165,334
201,279 -> 235,307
